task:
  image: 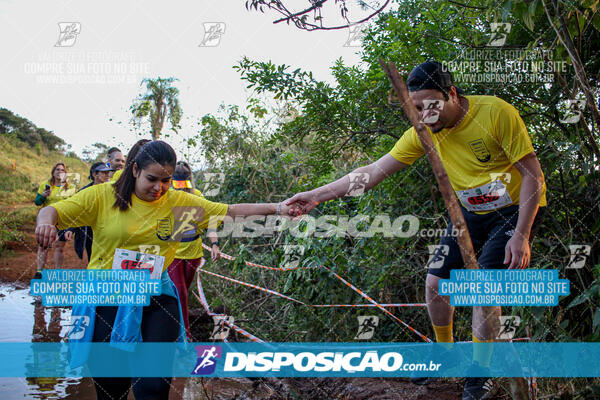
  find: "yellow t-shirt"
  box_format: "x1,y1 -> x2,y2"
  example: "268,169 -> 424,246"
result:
389,95 -> 547,214
52,183 -> 228,271
110,169 -> 123,182
37,180 -> 76,207
175,188 -> 207,260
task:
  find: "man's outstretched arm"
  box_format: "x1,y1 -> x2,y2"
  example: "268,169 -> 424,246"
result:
285,154 -> 408,214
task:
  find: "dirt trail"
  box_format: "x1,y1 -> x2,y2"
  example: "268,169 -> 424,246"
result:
0,210 -> 87,283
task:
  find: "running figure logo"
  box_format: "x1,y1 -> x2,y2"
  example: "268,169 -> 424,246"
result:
55,22 -> 81,47
199,23 -> 226,47
489,172 -> 511,196
559,99 -> 586,124
487,23 -> 511,46
192,345 -> 222,375
426,245 -> 449,269
497,316 -> 521,340
139,245 -> 160,255
66,315 -> 90,340
210,316 -> 234,340
422,99 -> 444,124
346,173 -> 370,197
567,244 -> 590,269
354,316 -> 379,340
202,173 -> 225,196
281,245 -> 305,269
343,24 -> 366,47
171,208 -> 200,242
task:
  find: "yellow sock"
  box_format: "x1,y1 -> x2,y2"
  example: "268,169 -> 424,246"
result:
433,323 -> 453,349
473,335 -> 494,367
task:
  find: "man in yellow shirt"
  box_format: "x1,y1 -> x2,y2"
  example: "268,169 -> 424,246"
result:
286,61 -> 546,400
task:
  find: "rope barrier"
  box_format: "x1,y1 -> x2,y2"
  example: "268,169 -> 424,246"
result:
198,246 -> 531,344
320,265 -> 432,343
197,268 -> 306,305
192,258 -> 265,343
199,245 -> 432,342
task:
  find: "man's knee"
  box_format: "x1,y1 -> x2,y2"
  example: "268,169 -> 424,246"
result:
426,274 -> 441,294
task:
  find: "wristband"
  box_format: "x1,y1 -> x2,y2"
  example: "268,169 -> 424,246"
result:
211,241 -> 219,247
276,202 -> 281,216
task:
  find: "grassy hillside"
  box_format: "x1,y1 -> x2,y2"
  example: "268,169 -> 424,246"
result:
0,135 -> 89,205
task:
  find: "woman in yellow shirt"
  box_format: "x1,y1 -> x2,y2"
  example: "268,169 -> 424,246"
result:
34,162 -> 74,277
35,140 -> 294,400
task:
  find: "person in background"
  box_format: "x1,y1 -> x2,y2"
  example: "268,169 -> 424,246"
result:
167,160 -> 220,339
111,140 -> 150,184
72,162 -> 115,263
107,147 -> 125,180
34,162 -> 74,277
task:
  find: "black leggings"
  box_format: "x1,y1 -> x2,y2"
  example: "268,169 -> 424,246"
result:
91,295 -> 180,400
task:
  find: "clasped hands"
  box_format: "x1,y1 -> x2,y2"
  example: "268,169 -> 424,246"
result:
280,191 -> 318,218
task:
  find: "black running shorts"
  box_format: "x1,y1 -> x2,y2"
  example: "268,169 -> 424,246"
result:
427,205 -> 546,279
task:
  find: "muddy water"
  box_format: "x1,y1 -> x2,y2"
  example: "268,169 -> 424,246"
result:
0,283 -> 96,399
0,283 -> 274,399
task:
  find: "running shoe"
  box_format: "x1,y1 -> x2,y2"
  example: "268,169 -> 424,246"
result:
462,362 -> 496,400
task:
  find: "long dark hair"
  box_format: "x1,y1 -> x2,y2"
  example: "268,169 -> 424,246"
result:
113,140 -> 177,210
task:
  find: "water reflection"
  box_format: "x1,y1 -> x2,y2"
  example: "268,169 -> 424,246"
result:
0,284 -> 95,399
0,284 -> 272,399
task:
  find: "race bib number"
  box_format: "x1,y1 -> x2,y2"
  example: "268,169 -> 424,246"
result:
456,180 -> 513,212
112,248 -> 165,280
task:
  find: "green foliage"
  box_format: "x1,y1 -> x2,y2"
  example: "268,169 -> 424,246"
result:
0,207 -> 36,255
194,5 -> 600,398
0,108 -> 65,152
